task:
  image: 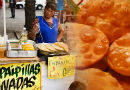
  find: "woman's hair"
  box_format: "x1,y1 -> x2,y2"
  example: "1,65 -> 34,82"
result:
45,2 -> 57,11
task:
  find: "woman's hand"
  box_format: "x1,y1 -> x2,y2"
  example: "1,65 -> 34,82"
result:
57,23 -> 64,42
28,18 -> 40,40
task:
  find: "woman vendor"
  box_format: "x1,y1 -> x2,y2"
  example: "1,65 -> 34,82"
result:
28,2 -> 64,43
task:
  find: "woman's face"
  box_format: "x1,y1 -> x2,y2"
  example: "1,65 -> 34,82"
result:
44,8 -> 55,19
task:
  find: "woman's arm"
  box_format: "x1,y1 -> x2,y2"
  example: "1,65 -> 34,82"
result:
57,23 -> 64,42
28,18 -> 40,40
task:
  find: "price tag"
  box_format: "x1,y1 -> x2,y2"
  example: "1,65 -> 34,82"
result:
48,55 -> 76,79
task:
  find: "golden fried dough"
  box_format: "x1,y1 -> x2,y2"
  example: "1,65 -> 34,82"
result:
76,0 -> 130,43
107,33 -> 130,76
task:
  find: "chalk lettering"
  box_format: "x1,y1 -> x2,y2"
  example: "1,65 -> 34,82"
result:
35,63 -> 40,75
1,79 -> 9,90
0,63 -> 40,79
0,76 -> 36,90
17,77 -> 23,90
9,78 -> 15,90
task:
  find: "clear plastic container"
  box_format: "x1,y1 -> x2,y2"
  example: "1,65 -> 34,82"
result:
0,47 -> 6,58
20,29 -> 28,44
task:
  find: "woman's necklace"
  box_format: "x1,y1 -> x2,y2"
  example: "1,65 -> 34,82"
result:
42,17 -> 53,29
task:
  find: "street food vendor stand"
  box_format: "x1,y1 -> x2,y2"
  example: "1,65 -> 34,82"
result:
0,1 -> 75,90
0,37 -> 75,90
0,54 -> 75,90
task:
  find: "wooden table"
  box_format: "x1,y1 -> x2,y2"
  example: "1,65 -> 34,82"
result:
0,57 -> 40,64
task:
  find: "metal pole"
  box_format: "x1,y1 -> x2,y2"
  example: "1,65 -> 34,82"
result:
3,0 -> 7,44
59,10 -> 61,24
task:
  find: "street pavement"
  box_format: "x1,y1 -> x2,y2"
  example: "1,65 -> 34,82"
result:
0,3 -> 43,39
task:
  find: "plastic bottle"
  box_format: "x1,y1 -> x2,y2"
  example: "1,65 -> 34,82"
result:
20,28 -> 28,44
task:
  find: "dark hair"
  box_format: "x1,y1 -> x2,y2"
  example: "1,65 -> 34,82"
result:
45,2 -> 57,11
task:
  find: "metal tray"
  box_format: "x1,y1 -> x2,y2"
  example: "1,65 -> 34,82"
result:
7,40 -> 37,57
7,50 -> 37,57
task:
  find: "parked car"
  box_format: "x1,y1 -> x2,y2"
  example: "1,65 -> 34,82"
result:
16,0 -> 46,10
16,0 -> 25,9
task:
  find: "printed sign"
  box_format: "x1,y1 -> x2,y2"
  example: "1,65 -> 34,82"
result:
0,62 -> 41,90
48,55 -> 75,79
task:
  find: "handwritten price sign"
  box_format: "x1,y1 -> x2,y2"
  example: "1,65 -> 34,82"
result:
0,62 -> 41,90
48,55 -> 76,79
